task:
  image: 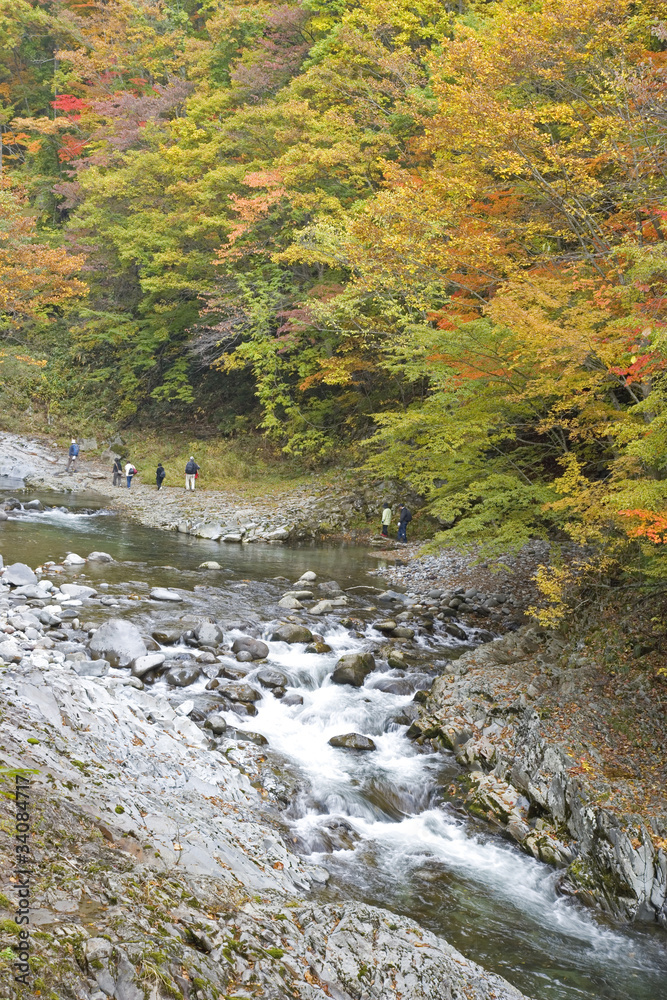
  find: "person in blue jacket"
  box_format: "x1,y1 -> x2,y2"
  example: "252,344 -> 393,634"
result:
66,438 -> 79,473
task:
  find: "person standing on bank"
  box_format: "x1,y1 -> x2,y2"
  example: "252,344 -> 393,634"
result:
156,462 -> 166,490
185,456 -> 200,491
66,438 -> 79,472
125,460 -> 137,488
381,501 -> 392,537
397,503 -> 412,542
112,456 -> 122,487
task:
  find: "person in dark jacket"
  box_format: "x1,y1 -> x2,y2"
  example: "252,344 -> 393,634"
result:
185,456 -> 200,491
66,438 -> 79,472
112,457 -> 123,487
397,504 -> 412,542
156,462 -> 166,490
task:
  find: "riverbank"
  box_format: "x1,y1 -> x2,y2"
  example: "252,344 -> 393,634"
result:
1,431 -> 404,545
374,554 -> 667,930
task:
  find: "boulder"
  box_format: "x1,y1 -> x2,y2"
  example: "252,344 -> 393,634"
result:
131,653 -> 166,678
393,626 -> 415,639
281,693 -> 304,707
88,619 -> 147,668
0,511 -> 7,521
332,651 -> 376,687
222,533 -> 243,543
224,683 -> 262,703
305,641 -> 332,654
377,590 -> 405,603
60,583 -> 98,600
63,553 -> 86,566
12,584 -> 50,599
271,623 -> 313,644
234,730 -> 268,746
204,713 -> 228,735
219,663 -> 251,681
165,664 -> 201,687
278,596 -> 303,610
87,551 -> 113,563
298,571 -> 317,582
194,622 -> 224,647
0,640 -> 23,663
3,563 -> 37,587
150,588 -> 183,602
24,499 -> 43,510
375,620 -> 397,634
72,659 -> 109,677
152,628 -> 182,645
267,527 -> 289,541
198,561 -> 221,570
328,733 -> 377,751
309,600 -> 334,616
256,668 -> 286,689
318,580 -> 342,594
231,636 -> 269,660
194,523 -> 223,540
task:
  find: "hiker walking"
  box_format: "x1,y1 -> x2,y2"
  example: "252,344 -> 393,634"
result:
381,501 -> 391,537
156,462 -> 166,490
397,503 -> 412,542
112,456 -> 123,487
185,456 -> 200,491
66,438 -> 79,472
124,461 -> 137,488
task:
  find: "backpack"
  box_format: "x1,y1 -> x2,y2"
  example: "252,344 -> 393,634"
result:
403,507 -> 412,522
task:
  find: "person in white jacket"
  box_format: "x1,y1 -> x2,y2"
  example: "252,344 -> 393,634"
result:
124,462 -> 136,488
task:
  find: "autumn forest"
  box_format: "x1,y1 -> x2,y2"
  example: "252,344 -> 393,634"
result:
2,0 -> 667,605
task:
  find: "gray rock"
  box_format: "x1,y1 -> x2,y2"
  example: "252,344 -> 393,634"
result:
332,651 -> 376,687
328,733 -> 377,751
88,619 -> 147,668
224,683 -> 262,703
393,626 -> 415,639
281,692 -> 304,706
231,636 -> 269,660
87,551 -> 113,562
222,533 -> 243,543
271,623 -> 313,644
131,653 -> 166,678
233,730 -> 268,746
0,639 -> 24,662
165,664 -> 201,687
24,499 -> 43,510
63,553 -> 86,566
278,596 -> 303,610
236,650 -> 254,662
194,522 -> 223,540
309,600 -> 334,615
318,580 -> 342,594
256,668 -> 286,689
73,659 -> 109,677
305,641 -> 332,654
298,571 -> 317,582
219,664 -> 250,681
204,713 -> 228,735
198,561 -> 221,570
152,628 -> 182,645
194,622 -> 224,647
374,620 -> 397,633
3,562 -> 37,587
60,583 -> 98,600
150,587 -> 183,602
282,590 -> 313,600
377,590 -> 406,603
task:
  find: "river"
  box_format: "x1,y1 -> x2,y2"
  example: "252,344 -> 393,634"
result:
2,486 -> 666,1000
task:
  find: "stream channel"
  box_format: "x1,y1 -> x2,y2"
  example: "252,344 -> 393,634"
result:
1,486 -> 666,1000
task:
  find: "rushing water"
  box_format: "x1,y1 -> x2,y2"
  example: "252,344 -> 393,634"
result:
2,485 -> 666,1000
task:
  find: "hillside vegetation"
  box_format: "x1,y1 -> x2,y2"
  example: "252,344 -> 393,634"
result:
2,0 -> 667,610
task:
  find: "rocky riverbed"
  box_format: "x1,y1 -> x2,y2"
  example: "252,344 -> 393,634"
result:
0,549 -> 531,1000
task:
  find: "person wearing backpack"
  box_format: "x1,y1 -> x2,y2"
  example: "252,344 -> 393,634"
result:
66,438 -> 79,472
124,461 -> 137,488
185,456 -> 200,491
397,503 -> 412,542
112,456 -> 123,487
156,462 -> 166,490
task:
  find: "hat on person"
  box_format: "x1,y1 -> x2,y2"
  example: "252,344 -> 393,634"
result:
71,438 -> 76,443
